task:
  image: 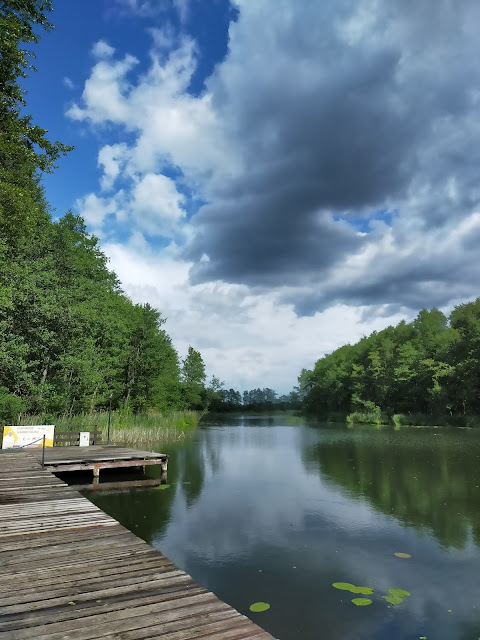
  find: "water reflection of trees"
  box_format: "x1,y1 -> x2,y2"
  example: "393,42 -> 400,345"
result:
85,431 -> 225,543
86,476 -> 177,545
304,429 -> 480,549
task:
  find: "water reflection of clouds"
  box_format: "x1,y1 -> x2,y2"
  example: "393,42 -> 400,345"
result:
154,426 -> 480,640
160,427 -> 381,561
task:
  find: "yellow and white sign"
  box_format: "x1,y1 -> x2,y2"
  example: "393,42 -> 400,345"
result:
2,425 -> 55,449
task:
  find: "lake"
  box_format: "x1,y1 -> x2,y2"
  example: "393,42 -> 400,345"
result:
84,416 -> 480,640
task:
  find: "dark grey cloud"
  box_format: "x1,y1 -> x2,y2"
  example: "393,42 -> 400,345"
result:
188,189 -> 362,287
286,216 -> 480,315
185,0 -> 480,313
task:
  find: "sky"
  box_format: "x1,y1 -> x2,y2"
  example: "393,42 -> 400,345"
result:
26,0 -> 480,393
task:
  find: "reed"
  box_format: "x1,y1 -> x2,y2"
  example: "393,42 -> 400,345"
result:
17,409 -> 202,446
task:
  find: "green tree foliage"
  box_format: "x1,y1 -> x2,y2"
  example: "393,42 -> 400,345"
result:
181,347 -> 207,409
302,303 -> 480,420
0,2 -> 208,423
0,0 -> 72,244
0,207 -> 189,420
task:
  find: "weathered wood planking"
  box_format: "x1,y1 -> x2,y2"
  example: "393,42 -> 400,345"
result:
27,445 -> 169,477
0,451 -> 275,640
29,445 -> 168,464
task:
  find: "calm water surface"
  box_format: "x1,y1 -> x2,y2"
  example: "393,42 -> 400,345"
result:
84,416 -> 480,640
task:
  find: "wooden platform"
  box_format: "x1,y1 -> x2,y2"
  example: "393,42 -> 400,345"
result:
28,445 -> 168,477
0,451 -> 274,640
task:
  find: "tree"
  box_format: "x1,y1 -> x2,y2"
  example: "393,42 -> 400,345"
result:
302,300 -> 480,420
0,1 -> 208,421
0,0 -> 72,244
181,347 -> 207,409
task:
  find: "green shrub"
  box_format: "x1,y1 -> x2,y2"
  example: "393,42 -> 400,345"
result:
0,387 -> 24,424
347,411 -> 384,425
391,413 -> 480,428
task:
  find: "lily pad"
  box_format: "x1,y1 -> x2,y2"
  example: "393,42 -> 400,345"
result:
389,588 -> 411,598
332,582 -> 373,595
353,586 -> 374,595
383,594 -> 404,605
394,552 -> 412,558
250,602 -> 270,612
352,598 -> 372,606
156,485 -> 171,490
332,582 -> 357,592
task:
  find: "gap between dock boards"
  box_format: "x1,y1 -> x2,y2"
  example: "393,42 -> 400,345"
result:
0,450 -> 275,640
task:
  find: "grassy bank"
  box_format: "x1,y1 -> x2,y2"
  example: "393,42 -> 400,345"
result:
344,411 -> 480,428
17,410 -> 203,447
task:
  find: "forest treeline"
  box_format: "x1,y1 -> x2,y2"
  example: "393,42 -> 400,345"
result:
0,1 -> 214,423
299,303 -> 480,425
210,388 -> 300,413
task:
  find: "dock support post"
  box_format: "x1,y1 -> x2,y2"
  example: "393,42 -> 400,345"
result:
160,456 -> 168,472
107,394 -> 112,444
93,467 -> 100,480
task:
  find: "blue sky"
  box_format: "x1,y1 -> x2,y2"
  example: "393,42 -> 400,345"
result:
24,0 -> 480,392
29,1 -> 234,217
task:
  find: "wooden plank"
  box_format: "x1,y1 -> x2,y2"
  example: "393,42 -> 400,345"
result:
0,569 -> 189,609
70,478 -> 164,491
29,445 -> 167,464
44,458 -> 164,473
0,525 -> 129,552
2,597 -> 229,640
0,585 -> 208,632
0,555 -> 175,590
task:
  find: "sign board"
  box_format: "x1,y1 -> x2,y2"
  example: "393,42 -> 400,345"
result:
79,432 -> 90,447
2,425 -> 55,449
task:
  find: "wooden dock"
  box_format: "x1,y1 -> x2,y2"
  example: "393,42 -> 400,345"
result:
28,445 -> 169,479
0,451 -> 275,640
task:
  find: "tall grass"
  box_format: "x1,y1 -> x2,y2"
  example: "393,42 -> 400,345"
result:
17,409 -> 202,447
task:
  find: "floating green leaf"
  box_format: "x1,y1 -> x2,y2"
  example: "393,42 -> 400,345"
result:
156,485 -> 170,490
250,602 -> 270,612
383,594 -> 404,605
389,588 -> 411,598
394,552 -> 412,558
352,598 -> 372,606
332,582 -> 357,592
332,582 -> 373,594
354,586 -> 374,595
